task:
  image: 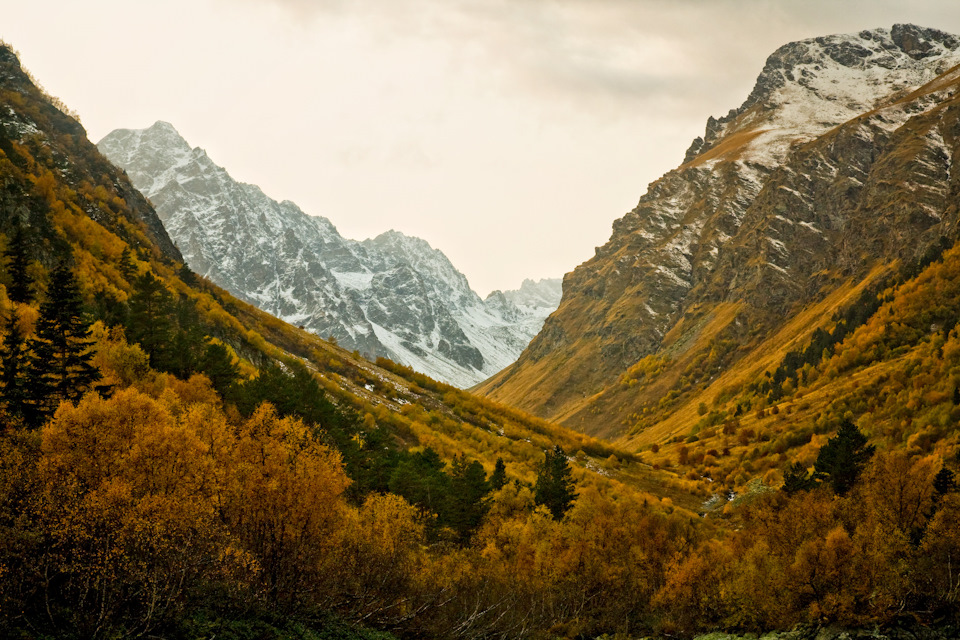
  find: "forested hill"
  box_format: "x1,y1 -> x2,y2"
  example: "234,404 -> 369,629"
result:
0,47 -> 181,264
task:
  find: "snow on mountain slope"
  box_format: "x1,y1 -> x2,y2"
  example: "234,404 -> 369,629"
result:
98,122 -> 560,387
686,24 -> 960,169
478,24 -> 960,436
499,278 -> 563,316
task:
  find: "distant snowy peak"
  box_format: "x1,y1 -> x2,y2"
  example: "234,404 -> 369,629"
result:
98,122 -> 560,388
362,230 -> 480,307
499,278 -> 563,311
100,121 -> 193,194
685,24 -> 960,168
484,278 -> 562,323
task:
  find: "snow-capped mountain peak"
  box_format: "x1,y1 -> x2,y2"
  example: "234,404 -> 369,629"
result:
481,24 -> 960,436
685,24 -> 960,169
98,122 -> 560,387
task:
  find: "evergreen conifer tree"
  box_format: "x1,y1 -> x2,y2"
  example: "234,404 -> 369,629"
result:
933,467 -> 957,496
534,445 -> 577,520
177,263 -> 198,287
200,340 -> 240,398
782,461 -> 816,493
388,447 -> 450,533
236,360 -> 339,428
169,294 -> 205,378
5,222 -> 33,304
25,260 -> 100,426
813,419 -> 875,495
118,246 -> 137,282
0,309 -> 28,422
127,270 -> 173,369
489,457 -> 508,491
447,454 -> 491,543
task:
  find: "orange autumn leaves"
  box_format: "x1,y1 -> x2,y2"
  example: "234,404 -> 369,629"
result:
20,383 -> 424,634
3,371 -> 699,638
5,338 -> 960,637
653,450 -> 959,634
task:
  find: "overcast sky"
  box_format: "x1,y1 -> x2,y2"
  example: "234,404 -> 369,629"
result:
5,1 -> 960,296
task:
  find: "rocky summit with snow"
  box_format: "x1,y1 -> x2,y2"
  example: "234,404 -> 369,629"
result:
477,24 -> 960,437
98,122 -> 561,387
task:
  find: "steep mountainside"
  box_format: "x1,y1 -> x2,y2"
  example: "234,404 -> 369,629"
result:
0,39 -> 648,505
98,123 -> 560,387
478,24 -> 960,438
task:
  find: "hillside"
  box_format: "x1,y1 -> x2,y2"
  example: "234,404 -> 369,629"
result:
478,24 -> 960,441
97,122 -> 560,387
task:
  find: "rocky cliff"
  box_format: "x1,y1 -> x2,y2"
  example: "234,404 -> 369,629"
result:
0,47 -> 182,266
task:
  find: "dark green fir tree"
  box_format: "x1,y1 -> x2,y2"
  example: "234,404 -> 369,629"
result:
534,445 -> 577,520
489,457 -> 508,491
934,467 -> 957,497
126,270 -> 173,369
199,340 -> 240,398
118,246 -> 137,282
4,222 -> 33,304
0,309 -> 28,422
782,461 -> 817,494
177,263 -> 198,287
813,419 -> 875,495
388,447 -> 449,524
168,293 -> 205,378
447,454 -> 491,543
25,260 -> 100,426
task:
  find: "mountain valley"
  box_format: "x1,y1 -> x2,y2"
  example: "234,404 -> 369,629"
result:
2,21 -> 960,640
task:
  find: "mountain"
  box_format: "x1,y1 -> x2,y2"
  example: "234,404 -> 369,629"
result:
0,55 -> 181,268
97,122 -> 560,388
490,277 -> 563,319
477,24 -> 960,439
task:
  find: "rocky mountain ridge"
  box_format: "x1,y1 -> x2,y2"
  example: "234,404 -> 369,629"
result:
477,23 -> 960,438
98,122 -> 560,387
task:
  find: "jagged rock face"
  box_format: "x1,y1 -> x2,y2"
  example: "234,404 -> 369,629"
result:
98,123 -> 561,387
478,24 -> 960,436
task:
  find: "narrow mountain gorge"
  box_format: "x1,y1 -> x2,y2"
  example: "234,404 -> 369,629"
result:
98,122 -> 560,387
478,24 -> 960,438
